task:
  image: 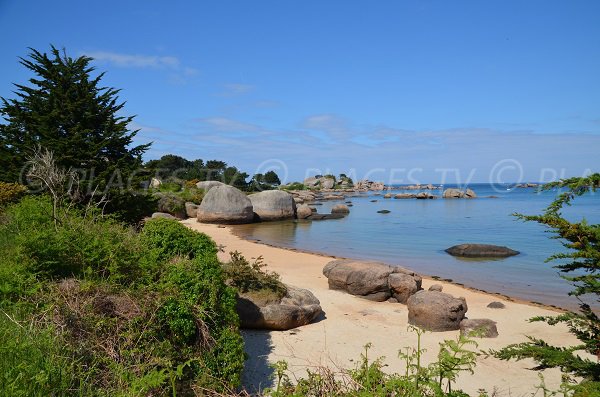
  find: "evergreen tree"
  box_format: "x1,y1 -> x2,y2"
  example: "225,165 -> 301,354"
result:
0,46 -> 149,192
264,170 -> 281,185
496,174 -> 600,393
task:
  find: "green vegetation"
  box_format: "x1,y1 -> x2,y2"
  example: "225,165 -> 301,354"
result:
0,46 -> 153,223
0,182 -> 27,206
222,251 -> 287,301
280,182 -> 307,191
0,195 -> 244,396
145,154 -> 280,192
495,173 -> 600,395
268,326 -> 485,397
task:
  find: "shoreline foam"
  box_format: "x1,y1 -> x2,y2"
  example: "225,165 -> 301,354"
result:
182,219 -> 581,395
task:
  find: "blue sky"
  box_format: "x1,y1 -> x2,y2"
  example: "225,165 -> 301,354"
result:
1,1 -> 599,183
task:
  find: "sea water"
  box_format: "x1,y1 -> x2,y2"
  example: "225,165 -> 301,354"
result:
232,184 -> 599,310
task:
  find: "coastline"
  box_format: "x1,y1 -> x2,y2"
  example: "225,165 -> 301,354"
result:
229,223 -> 566,313
182,219 -> 582,395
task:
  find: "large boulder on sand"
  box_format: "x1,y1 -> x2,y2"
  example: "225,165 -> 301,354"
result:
196,185 -> 254,224
185,202 -> 199,218
196,180 -> 225,191
460,318 -> 498,338
445,244 -> 519,258
236,286 -> 323,330
389,273 -> 422,304
296,204 -> 313,219
323,260 -> 420,301
407,290 -> 468,331
248,190 -> 295,221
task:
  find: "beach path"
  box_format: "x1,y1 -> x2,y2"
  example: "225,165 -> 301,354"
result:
183,219 -> 583,396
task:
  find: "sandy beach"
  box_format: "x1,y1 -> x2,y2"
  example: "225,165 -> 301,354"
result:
182,219 -> 582,396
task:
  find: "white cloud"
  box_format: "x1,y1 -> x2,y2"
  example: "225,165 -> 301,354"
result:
197,117 -> 262,133
219,83 -> 254,96
84,51 -> 182,69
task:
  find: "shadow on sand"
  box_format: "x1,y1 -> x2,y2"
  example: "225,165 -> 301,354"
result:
241,330 -> 275,394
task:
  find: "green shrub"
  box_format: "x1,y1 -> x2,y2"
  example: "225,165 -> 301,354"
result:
222,251 -> 287,299
0,182 -> 27,206
0,313 -> 83,397
141,218 -> 218,262
0,197 -> 245,395
178,187 -> 205,204
158,181 -> 183,192
280,182 -> 306,191
0,196 -> 145,283
154,192 -> 186,217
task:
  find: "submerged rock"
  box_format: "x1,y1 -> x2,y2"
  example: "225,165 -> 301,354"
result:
296,204 -> 313,219
445,244 -> 519,258
331,204 -> 350,214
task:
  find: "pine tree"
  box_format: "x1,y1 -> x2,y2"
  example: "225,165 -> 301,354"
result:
495,173 -> 600,393
0,46 -> 150,192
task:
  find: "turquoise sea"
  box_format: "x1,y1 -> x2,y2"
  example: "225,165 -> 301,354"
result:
232,184 -> 599,310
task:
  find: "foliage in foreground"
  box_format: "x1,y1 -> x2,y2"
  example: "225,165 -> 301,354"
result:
495,173 -> 600,395
0,196 -> 244,396
266,327 -> 484,397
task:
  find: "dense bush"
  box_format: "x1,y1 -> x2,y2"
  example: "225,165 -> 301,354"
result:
155,191 -> 186,217
0,182 -> 27,206
0,196 -> 244,395
222,251 -> 287,300
141,217 -> 217,262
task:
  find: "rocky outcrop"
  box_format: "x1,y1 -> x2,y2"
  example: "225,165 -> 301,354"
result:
355,180 -> 385,191
407,290 -> 468,331
155,192 -> 186,218
442,188 -> 477,199
464,188 -> 477,198
196,180 -> 225,191
236,285 -> 323,330
306,213 -> 345,220
389,273 -> 422,304
383,193 -> 392,198
296,204 -> 313,219
322,260 -> 421,302
185,202 -> 199,218
416,192 -> 437,199
331,204 -> 350,214
445,244 -> 519,258
394,193 -> 416,199
248,190 -> 296,221
322,194 -> 345,200
303,176 -> 335,190
442,188 -> 464,198
459,318 -> 498,338
196,185 -> 254,224
428,284 -> 443,292
151,212 -> 177,219
402,184 -> 441,190
150,177 -> 162,188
